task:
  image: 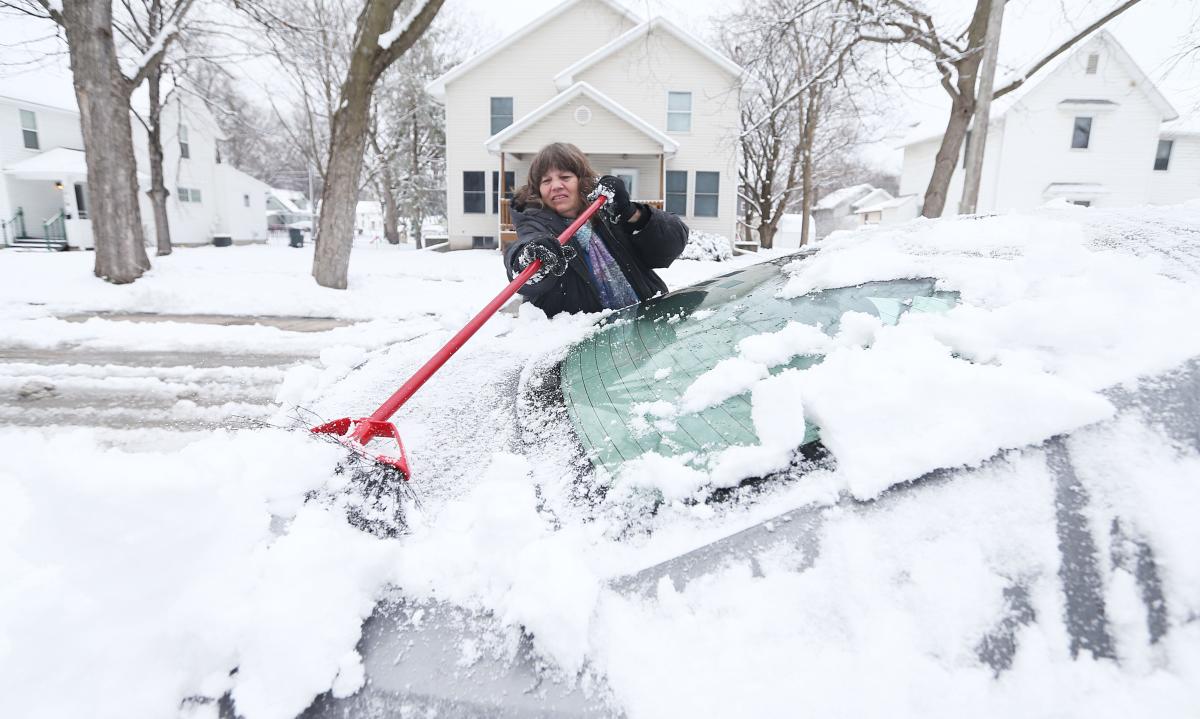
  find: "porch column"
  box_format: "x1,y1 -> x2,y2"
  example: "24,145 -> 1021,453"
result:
659,153 -> 665,202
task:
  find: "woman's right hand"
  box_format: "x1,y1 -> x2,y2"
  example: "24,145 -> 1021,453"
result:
513,236 -> 577,277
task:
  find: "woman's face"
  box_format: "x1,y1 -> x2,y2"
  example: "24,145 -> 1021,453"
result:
538,167 -> 582,218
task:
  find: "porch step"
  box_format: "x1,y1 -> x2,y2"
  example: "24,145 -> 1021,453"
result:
6,237 -> 67,251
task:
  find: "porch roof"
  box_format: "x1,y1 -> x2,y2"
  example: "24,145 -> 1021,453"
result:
4,147 -> 89,181
484,81 -> 678,156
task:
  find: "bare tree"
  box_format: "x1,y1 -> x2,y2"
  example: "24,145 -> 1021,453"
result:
852,0 -> 1143,218
726,0 -> 875,248
364,28 -> 450,248
9,0 -> 194,282
115,0 -> 200,256
310,0 -> 443,289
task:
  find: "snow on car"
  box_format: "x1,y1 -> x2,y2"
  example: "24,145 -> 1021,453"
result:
2,204 -> 1198,719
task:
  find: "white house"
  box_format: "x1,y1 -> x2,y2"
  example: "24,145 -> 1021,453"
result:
1,72 -> 269,250
425,0 -> 742,251
899,30 -> 1200,213
355,200 -> 384,238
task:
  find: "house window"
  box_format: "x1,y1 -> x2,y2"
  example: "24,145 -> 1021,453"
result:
665,171 -> 687,215
1086,53 -> 1099,74
463,171 -> 485,213
471,235 -> 496,249
190,188 -> 202,203
179,125 -> 190,159
1071,117 -> 1092,149
177,186 -> 190,202
695,171 -> 719,217
492,170 -> 515,213
667,91 -> 692,132
243,193 -> 251,207
490,97 -> 513,136
19,109 -> 38,149
1154,139 -> 1173,171
1070,200 -> 1091,207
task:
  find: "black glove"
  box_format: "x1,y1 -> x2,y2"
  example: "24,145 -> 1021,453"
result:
596,175 -> 634,222
514,236 -> 577,278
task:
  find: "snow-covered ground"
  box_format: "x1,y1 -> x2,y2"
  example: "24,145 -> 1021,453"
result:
2,206 -> 1199,719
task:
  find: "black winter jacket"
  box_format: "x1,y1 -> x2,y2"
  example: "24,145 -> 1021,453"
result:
504,200 -> 689,317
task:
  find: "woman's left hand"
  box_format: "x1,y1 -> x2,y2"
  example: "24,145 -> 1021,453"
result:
597,175 -> 637,222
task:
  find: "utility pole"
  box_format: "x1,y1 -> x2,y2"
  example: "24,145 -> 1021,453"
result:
960,0 -> 1006,215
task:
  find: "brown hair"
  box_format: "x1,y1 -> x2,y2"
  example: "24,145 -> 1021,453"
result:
511,142 -> 597,213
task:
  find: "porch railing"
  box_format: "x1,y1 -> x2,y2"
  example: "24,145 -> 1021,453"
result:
43,211 -> 67,251
5,208 -> 27,245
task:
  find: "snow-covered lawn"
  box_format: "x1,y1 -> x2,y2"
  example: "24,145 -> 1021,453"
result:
2,206 -> 1199,719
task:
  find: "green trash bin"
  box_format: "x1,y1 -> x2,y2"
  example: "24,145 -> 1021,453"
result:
288,228 -> 304,248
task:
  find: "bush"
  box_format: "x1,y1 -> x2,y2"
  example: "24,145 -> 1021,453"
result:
679,230 -> 733,262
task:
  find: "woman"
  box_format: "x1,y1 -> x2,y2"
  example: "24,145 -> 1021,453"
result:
505,142 -> 689,317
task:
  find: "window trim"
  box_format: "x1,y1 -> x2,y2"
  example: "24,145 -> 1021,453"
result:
490,97 -> 513,136
1071,116 -> 1092,150
463,171 -> 486,214
665,170 -> 687,216
667,91 -> 692,133
19,108 -> 39,150
1154,139 -> 1173,171
694,171 -> 720,218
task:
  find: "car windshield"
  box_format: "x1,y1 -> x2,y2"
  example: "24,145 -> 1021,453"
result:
560,255 -> 959,479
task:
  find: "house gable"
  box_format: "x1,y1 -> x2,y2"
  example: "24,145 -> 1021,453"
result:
425,0 -> 640,101
552,16 -> 742,91
485,82 -> 676,155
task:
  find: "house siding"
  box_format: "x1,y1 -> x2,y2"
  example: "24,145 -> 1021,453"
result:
574,28 -> 739,237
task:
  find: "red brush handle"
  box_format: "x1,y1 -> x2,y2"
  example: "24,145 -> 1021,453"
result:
348,194 -> 607,443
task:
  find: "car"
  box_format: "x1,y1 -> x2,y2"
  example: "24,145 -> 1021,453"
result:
225,208 -> 1200,717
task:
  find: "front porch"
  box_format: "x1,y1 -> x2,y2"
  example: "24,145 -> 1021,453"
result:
2,147 -> 94,251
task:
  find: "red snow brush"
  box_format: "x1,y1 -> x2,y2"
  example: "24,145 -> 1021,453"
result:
312,192 -> 610,481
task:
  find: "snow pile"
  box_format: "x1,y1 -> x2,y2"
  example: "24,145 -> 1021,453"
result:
0,428 -> 399,719
679,230 -> 733,262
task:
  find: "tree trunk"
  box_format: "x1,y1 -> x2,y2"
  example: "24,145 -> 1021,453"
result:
920,0 -> 991,219
146,60 -> 173,256
312,0 -> 444,288
960,0 -> 1005,215
62,0 -> 151,283
799,94 -> 819,246
410,111 -> 423,248
756,220 -> 776,249
380,177 -> 400,244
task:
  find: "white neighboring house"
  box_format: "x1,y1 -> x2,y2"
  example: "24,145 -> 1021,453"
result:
426,0 -> 742,251
773,213 -> 815,249
1,74 -> 268,250
266,187 -> 314,230
811,183 -> 875,239
900,30 -> 1200,213
355,200 -> 384,238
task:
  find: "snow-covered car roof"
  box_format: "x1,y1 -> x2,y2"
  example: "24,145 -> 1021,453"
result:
280,204 -> 1200,718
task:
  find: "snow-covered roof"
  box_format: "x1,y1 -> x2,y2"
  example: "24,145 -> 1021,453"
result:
3,147 -> 89,180
814,184 -> 874,211
552,16 -> 742,91
424,0 -> 641,101
268,187 -> 309,214
1043,182 -> 1110,197
901,30 -> 1179,147
0,68 -> 78,112
853,194 -> 918,215
483,81 -> 679,155
849,188 -> 894,212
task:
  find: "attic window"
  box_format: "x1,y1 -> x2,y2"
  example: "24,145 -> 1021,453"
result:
667,91 -> 692,132
1086,53 -> 1099,74
490,97 -> 513,136
179,125 -> 190,159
